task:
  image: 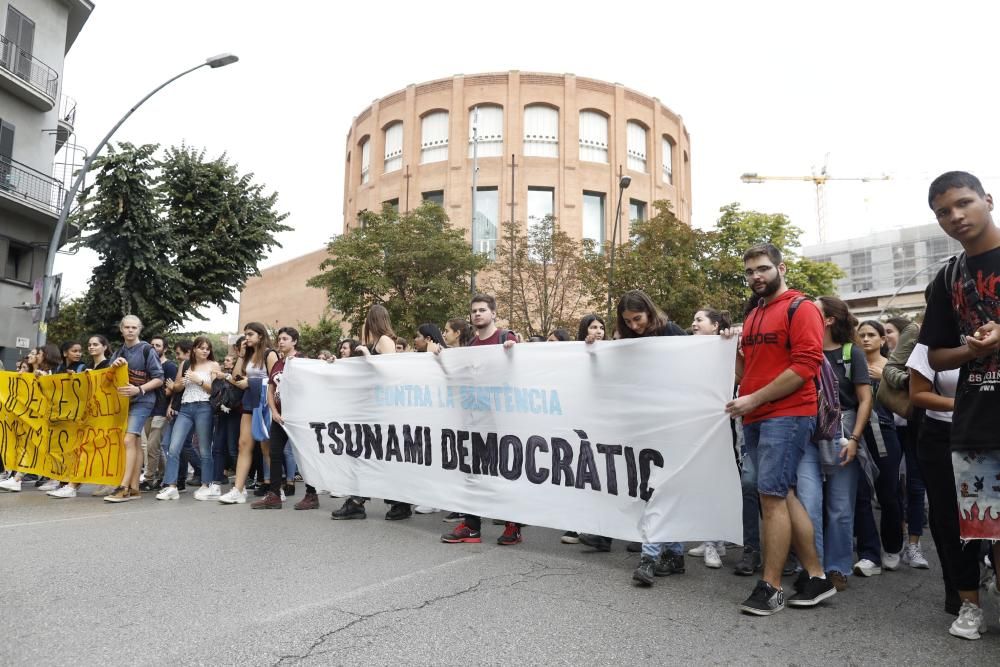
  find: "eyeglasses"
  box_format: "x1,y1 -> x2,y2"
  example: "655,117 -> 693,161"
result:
744,265 -> 776,278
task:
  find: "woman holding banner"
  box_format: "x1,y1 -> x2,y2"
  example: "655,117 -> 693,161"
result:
219,323 -> 279,505
0,345 -> 62,493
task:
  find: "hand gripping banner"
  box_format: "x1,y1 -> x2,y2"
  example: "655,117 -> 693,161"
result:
0,366 -> 129,485
282,337 -> 742,544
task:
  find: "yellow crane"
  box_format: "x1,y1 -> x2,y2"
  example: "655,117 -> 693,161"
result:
740,155 -> 889,242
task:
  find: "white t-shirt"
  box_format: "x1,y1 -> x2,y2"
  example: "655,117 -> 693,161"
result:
906,342 -> 959,423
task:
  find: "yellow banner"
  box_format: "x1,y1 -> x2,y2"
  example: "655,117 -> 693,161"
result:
0,366 -> 129,484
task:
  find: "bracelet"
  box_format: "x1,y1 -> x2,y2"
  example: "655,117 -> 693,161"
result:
139,386 -> 145,396
847,435 -> 858,442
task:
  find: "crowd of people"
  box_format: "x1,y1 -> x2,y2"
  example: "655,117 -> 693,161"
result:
1,171 -> 998,639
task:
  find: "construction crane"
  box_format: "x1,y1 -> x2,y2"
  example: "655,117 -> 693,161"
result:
740,154 -> 889,242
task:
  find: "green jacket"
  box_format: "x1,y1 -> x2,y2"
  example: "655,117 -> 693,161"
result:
882,321 -> 919,390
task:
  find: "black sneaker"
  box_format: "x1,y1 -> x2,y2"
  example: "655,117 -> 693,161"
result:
385,503 -> 412,521
626,541 -> 641,553
734,548 -> 762,576
442,512 -> 464,523
177,482 -> 187,493
22,474 -> 39,483
578,534 -> 612,552
253,486 -> 268,497
331,498 -> 366,520
33,475 -> 48,487
740,579 -> 785,616
497,522 -> 522,546
138,480 -> 156,492
284,483 -> 296,497
787,575 -> 836,607
560,531 -> 580,544
792,569 -> 810,594
632,557 -> 656,586
655,553 -> 685,576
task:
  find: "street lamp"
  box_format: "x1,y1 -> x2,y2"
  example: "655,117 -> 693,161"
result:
877,256 -> 951,318
35,53 -> 239,345
605,173 -> 632,324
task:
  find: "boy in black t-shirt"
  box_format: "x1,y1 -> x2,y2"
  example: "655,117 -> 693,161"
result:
919,171 -> 1000,641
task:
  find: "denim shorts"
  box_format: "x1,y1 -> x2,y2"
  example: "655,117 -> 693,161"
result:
126,402 -> 154,435
743,416 -> 816,498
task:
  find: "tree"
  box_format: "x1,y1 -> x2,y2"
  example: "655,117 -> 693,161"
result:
72,142 -> 290,339
296,313 -> 348,357
44,297 -> 91,346
307,202 -> 487,338
485,216 -> 591,337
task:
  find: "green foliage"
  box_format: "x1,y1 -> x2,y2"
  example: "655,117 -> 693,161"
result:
296,314 -> 348,357
44,297 -> 91,347
307,202 -> 487,338
171,331 -> 232,361
72,142 -> 290,339
486,216 -> 590,337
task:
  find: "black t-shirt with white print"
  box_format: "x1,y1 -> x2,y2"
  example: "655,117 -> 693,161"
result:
919,246 -> 1000,450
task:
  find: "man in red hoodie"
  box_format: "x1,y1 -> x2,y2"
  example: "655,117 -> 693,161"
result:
726,243 -> 835,615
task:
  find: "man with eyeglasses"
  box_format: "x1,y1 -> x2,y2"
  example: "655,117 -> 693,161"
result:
725,242 -> 834,615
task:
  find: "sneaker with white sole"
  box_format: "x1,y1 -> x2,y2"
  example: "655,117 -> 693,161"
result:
156,486 -> 180,501
704,543 -> 723,569
38,479 -> 60,492
883,551 -> 902,571
218,488 -> 247,505
48,485 -> 77,498
687,543 -> 707,557
0,477 -> 22,492
194,484 -> 222,501
902,542 -> 930,569
414,506 -> 439,514
949,601 -> 986,640
853,558 -> 882,577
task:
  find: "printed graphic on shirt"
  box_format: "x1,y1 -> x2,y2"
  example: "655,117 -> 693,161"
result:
950,264 -> 1000,391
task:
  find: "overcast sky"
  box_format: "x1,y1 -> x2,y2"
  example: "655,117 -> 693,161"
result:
57,0 -> 1000,331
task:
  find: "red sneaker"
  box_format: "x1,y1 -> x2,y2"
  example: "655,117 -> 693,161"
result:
441,522 -> 482,543
497,522 -> 522,546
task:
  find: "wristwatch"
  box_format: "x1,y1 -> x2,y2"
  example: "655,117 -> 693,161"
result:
225,373 -> 232,381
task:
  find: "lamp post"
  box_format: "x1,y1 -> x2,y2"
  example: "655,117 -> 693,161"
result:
605,173 -> 632,324
877,256 -> 951,318
35,53 -> 239,346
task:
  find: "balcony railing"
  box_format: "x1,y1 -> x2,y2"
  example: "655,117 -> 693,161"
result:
0,34 -> 58,101
0,156 -> 64,215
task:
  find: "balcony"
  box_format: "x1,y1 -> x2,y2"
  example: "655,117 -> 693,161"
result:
0,35 -> 58,111
0,156 -> 64,223
55,95 -> 77,153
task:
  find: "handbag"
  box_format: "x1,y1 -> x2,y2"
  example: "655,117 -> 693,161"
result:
251,381 -> 271,441
876,379 -> 912,420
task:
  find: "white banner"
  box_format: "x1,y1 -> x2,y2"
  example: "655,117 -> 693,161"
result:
281,337 -> 741,544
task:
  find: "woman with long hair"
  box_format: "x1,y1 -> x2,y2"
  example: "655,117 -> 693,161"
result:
579,290 -> 687,587
337,339 -> 359,359
443,318 -> 472,348
814,296 -> 871,591
546,328 -> 571,342
87,335 -> 111,370
413,323 -> 447,354
576,314 -> 606,343
157,337 -> 221,501
332,306 -> 399,520
219,322 -> 279,504
686,307 -> 736,570
54,341 -> 86,374
853,320 -> 905,575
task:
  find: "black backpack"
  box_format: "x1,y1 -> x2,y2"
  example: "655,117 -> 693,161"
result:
210,377 -> 244,414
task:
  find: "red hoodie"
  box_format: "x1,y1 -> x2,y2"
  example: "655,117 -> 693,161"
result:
739,289 -> 824,424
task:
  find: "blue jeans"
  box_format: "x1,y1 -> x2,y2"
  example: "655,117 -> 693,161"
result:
823,409 -> 860,575
740,449 -> 761,552
743,416 -> 815,497
641,542 -> 684,559
163,402 -> 214,486
794,441 -> 824,567
855,422 -> 904,562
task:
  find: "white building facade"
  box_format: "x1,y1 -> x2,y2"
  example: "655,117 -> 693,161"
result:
0,0 -> 92,367
802,222 -> 962,321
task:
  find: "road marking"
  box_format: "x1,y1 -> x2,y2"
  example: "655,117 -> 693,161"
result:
0,508 -> 164,529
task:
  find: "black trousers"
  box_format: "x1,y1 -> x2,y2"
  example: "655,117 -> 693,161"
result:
916,417 -> 982,592
269,421 -> 289,492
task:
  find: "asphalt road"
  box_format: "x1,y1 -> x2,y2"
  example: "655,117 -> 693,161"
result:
0,486 -> 996,666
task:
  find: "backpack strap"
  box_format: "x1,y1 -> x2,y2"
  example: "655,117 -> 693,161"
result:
785,297 -> 807,349
498,329 -> 510,344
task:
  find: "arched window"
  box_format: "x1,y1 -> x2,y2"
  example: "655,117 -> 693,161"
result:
420,111 -> 449,164
469,105 -> 503,158
359,137 -> 371,184
662,135 -> 674,185
523,104 -> 558,158
627,121 -> 647,173
578,110 -> 608,163
383,122 -> 403,173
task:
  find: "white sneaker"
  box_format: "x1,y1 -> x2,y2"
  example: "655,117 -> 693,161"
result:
156,486 -> 180,501
883,551 -> 902,571
199,483 -> 222,500
329,491 -> 346,498
687,543 -> 707,557
38,479 -> 60,492
48,485 -> 77,498
0,477 -> 22,492
704,543 -> 723,569
901,543 -> 929,569
219,488 -> 247,504
414,506 -> 439,514
853,559 -> 882,577
949,601 -> 986,640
